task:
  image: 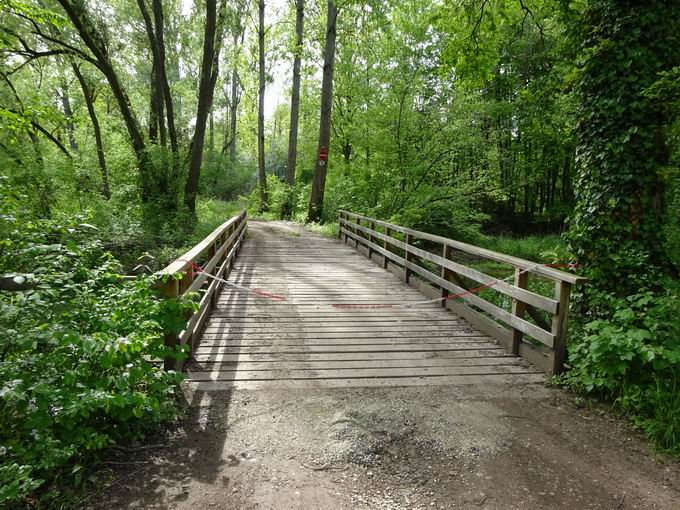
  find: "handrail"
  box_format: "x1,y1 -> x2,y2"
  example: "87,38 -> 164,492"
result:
339,210 -> 584,285
338,210 -> 585,375
160,209 -> 247,370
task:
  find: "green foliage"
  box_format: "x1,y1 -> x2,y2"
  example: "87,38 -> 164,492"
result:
198,153 -> 255,202
0,179 -> 192,505
565,283 -> 680,453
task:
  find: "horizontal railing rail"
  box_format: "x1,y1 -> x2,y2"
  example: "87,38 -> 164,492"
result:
159,210 -> 247,370
338,210 -> 585,374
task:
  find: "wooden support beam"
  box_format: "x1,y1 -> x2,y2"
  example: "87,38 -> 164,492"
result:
440,244 -> 452,307
383,227 -> 391,269
160,276 -> 181,372
405,233 -> 414,283
551,281 -> 572,375
511,268 -> 529,355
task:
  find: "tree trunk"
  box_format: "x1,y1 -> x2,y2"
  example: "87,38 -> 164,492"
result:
56,0 -> 149,196
60,79 -> 78,151
148,64 -> 159,142
307,0 -> 338,222
209,110 -> 215,156
285,0 -> 304,188
229,2 -> 245,163
184,0 -> 223,213
152,0 -> 178,157
257,0 -> 268,212
229,59 -> 239,162
72,63 -> 111,199
281,0 -> 304,219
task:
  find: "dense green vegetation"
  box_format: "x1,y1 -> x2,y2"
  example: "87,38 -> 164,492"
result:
1,0 -> 679,505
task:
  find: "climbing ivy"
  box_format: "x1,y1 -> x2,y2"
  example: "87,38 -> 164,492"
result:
568,0 -> 679,303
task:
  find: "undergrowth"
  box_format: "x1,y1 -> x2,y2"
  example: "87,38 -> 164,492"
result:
0,179 -> 194,506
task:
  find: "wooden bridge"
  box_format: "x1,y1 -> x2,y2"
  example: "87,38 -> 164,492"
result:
158,211 -> 584,390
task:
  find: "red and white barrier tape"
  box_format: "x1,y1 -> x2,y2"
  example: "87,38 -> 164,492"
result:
181,259 -> 286,301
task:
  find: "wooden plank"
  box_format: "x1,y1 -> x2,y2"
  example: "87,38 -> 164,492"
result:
191,358 -> 519,370
197,339 -> 495,349
193,350 -> 513,363
511,268 -> 529,355
192,343 -> 505,354
188,372 -> 547,390
187,364 -> 540,382
551,281 -> 572,375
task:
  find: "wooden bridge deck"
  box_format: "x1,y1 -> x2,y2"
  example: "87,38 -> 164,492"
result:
187,221 -> 544,390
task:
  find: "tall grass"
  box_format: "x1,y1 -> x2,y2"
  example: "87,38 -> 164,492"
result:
481,234 -> 565,262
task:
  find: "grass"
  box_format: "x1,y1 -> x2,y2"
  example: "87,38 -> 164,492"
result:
481,234 -> 565,262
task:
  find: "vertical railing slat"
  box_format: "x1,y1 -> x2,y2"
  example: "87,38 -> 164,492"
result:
511,268 -> 529,355
551,281 -> 572,375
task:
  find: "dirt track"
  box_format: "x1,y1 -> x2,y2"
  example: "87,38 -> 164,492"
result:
91,384 -> 679,509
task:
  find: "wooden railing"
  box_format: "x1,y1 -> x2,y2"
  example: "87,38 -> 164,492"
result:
159,210 -> 247,370
338,210 -> 585,375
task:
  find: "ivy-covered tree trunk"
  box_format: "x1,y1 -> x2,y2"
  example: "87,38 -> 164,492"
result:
568,0 -> 679,303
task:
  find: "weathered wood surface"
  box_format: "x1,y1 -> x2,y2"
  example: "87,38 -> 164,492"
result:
338,210 -> 585,374
187,221 -> 544,390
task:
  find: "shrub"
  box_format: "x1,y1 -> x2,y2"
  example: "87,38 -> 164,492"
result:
0,179 -> 192,505
565,282 -> 680,454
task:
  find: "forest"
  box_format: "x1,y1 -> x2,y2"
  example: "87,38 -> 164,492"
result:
1,0 -> 679,506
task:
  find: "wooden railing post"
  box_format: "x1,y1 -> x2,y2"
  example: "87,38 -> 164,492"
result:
404,233 -> 414,283
440,244 -> 452,307
383,227 -> 391,269
338,212 -> 344,240
511,268 -> 529,354
354,217 -> 360,248
368,221 -> 376,259
551,281 -> 572,375
161,276 -> 181,371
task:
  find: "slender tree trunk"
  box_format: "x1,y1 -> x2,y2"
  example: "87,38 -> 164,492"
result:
222,87 -> 230,155
60,79 -> 78,151
281,0 -> 304,219
307,0 -> 337,222
184,0 -> 224,213
148,64 -> 159,142
209,110 -> 215,155
137,0 -> 168,149
56,0 -> 148,195
257,0 -> 268,211
229,51 -> 239,162
152,0 -> 178,157
72,63 -> 111,199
